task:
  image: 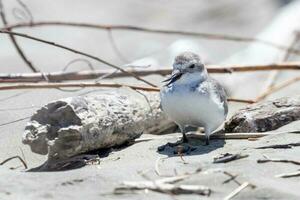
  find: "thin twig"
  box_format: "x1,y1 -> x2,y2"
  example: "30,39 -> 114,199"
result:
213,153 -> 248,164
1,62 -> 300,83
13,0 -> 34,23
0,82 -> 160,91
0,0 -> 38,72
257,155 -> 300,166
257,33 -> 300,101
155,157 -> 165,177
222,171 -> 241,186
255,76 -> 300,101
107,29 -> 129,63
275,170 -> 300,178
63,58 -> 95,72
0,105 -> 37,111
114,175 -> 211,196
223,182 -> 255,200
190,132 -> 273,140
0,116 -> 30,127
4,21 -> 300,55
0,30 -> 157,87
0,82 -> 254,104
0,155 -> 28,169
0,91 -> 29,102
227,98 -> 255,104
255,142 -> 300,149
135,132 -> 281,143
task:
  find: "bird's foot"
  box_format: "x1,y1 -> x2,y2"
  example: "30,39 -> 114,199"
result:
205,138 -> 210,145
205,135 -> 210,145
157,139 -> 197,155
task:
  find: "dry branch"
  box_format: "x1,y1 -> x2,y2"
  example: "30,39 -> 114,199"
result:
0,155 -> 28,169
255,76 -> 300,101
190,132 -> 274,140
0,0 -> 38,72
1,62 -> 300,83
223,182 -> 255,200
0,82 -> 160,92
213,153 -> 248,163
258,33 -> 300,100
0,30 -> 156,87
257,158 -> 300,166
114,175 -> 211,196
255,142 -> 300,149
0,82 -> 255,104
275,170 -> 300,178
222,171 -> 241,185
136,131 -> 286,143
3,21 -> 300,55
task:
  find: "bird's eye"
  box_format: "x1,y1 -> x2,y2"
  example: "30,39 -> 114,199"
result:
189,64 -> 195,69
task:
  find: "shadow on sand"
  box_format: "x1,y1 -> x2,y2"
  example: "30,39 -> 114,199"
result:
156,136 -> 225,157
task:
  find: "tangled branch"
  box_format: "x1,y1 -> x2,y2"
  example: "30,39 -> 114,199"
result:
0,0 -> 38,72
3,21 -> 300,55
0,30 -> 157,87
0,62 -> 299,83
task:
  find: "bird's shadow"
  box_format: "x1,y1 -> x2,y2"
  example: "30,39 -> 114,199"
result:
157,134 -> 225,157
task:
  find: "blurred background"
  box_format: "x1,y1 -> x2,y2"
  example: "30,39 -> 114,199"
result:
0,0 -> 295,72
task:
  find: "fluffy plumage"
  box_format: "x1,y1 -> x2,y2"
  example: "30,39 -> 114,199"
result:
160,52 -> 227,143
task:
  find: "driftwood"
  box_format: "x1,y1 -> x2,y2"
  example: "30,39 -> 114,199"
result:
22,88 -> 173,160
114,175 -> 211,196
213,153 -> 249,164
22,89 -> 300,163
225,95 -> 300,133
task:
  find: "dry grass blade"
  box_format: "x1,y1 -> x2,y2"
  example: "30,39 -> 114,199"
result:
0,155 -> 28,169
0,116 -> 30,127
4,21 -> 300,55
222,171 -> 241,185
223,182 -> 255,200
255,76 -> 300,101
258,33 -> 299,100
0,30 -> 157,87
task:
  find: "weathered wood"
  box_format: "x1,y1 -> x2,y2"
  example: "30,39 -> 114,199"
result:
225,95 -> 300,133
22,88 -> 174,160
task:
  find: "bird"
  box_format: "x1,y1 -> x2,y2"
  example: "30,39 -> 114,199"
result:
160,51 -> 228,148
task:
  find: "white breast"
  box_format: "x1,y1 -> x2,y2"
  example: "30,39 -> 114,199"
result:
160,74 -> 226,134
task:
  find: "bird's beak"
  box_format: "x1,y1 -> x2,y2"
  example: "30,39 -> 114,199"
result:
162,70 -> 183,86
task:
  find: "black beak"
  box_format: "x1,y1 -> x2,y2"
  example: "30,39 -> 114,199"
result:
162,70 -> 183,86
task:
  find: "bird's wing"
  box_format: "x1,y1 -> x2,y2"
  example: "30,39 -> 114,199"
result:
207,77 -> 228,115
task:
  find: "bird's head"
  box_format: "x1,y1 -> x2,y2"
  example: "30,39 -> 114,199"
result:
163,52 -> 207,86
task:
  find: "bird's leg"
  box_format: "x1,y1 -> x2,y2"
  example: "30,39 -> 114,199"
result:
179,125 -> 188,143
205,135 -> 210,145
205,128 -> 210,145
157,125 -> 196,153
